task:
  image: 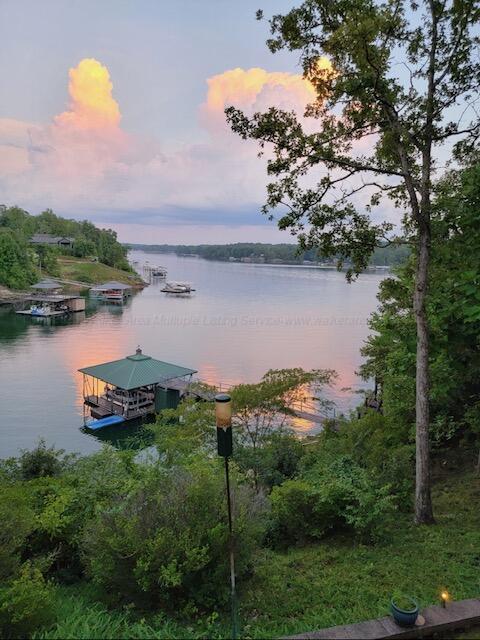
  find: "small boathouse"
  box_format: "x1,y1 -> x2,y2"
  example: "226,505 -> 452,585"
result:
79,347 -> 197,429
16,279 -> 86,317
89,281 -> 132,301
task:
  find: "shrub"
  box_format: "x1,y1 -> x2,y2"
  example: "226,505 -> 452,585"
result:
81,461 -> 267,611
29,449 -> 139,582
0,562 -> 56,638
235,431 -> 305,490
303,412 -> 415,507
269,479 -> 329,543
0,228 -> 37,289
269,456 -> 396,545
0,486 -> 36,581
18,441 -> 66,480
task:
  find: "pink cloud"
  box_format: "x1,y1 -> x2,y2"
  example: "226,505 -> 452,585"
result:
0,57 -> 391,233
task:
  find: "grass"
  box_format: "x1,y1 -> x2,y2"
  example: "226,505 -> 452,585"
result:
35,469 -> 480,639
57,257 -> 143,286
240,469 -> 480,638
34,585 -> 225,640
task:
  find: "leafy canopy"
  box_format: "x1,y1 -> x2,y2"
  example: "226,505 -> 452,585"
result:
227,0 -> 480,277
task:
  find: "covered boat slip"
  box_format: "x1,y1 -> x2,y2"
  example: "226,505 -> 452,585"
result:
89,281 -> 133,301
79,348 -> 198,428
16,294 -> 86,317
16,278 -> 86,317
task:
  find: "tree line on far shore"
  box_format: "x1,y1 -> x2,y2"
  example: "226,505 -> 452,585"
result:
127,241 -> 410,267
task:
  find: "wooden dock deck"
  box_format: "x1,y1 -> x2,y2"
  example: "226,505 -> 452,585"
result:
85,395 -> 154,421
293,410 -> 328,425
285,598 -> 480,639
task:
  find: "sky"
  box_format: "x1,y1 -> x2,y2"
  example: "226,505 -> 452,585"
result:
0,0 -> 325,244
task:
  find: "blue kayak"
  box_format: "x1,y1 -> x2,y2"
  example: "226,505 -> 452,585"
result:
85,415 -> 125,430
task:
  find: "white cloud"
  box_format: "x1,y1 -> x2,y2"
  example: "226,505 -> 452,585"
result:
0,59 -> 317,227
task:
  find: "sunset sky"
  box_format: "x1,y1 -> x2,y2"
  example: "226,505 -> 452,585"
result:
0,0 -> 321,244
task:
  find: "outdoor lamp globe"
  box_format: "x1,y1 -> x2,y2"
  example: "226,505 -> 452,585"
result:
215,393 -> 232,428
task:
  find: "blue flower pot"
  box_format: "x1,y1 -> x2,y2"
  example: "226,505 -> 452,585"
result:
390,597 -> 419,627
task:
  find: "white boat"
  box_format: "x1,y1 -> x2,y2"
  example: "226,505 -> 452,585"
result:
30,304 -> 52,316
151,266 -> 168,277
161,281 -> 195,294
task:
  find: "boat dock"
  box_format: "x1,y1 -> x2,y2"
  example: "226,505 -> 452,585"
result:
15,278 -> 86,317
16,294 -> 85,317
79,347 -> 198,429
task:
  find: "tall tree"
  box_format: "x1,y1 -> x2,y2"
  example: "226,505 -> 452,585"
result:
226,0 -> 480,523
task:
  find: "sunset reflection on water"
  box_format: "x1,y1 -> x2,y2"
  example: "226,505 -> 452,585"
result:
0,252 -> 385,456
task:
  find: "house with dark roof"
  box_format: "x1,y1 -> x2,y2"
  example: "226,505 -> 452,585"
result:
30,234 -> 74,249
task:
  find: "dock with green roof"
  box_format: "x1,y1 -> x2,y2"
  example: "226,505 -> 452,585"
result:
79,347 -> 197,428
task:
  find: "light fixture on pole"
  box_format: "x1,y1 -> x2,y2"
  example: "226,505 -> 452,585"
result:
215,393 -> 237,639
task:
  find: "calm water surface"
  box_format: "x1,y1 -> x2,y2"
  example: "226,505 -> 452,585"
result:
0,251 -> 385,457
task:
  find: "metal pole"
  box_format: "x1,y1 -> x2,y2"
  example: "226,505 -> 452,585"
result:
224,455 -> 237,640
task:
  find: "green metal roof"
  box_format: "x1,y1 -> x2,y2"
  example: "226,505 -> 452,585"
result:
79,349 -> 197,390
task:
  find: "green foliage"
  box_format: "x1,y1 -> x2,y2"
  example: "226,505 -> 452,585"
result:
0,486 -> 36,581
361,163 -> 480,451
269,455 -> 396,545
154,369 -> 331,484
35,246 -> 61,278
58,258 -> 140,286
0,228 -> 37,289
269,479 -> 324,543
234,431 -> 305,490
72,237 -> 96,259
0,434 -> 478,638
154,398 -> 216,464
33,584 -> 225,640
332,412 -> 415,505
225,0 -> 480,275
81,461 -> 266,611
17,440 -> 67,480
241,471 -> 480,638
232,368 -> 334,449
0,206 -> 130,286
0,562 -> 56,639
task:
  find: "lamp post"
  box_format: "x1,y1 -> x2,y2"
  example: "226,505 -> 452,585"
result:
215,393 -> 237,640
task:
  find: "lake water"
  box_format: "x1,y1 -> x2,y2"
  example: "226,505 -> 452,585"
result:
0,251 -> 385,457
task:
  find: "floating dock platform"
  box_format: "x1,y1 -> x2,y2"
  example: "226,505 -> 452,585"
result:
16,294 -> 86,317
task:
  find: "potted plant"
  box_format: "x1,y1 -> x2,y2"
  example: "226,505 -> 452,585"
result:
390,593 -> 419,627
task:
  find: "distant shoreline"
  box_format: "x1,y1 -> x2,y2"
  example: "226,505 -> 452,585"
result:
129,248 -> 391,273
127,243 -> 404,269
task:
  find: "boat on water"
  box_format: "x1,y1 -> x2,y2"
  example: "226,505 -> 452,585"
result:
30,304 -> 52,317
151,267 -> 167,277
160,281 -> 195,294
143,264 -> 167,278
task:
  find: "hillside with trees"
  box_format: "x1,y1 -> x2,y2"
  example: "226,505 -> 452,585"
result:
0,206 -> 131,289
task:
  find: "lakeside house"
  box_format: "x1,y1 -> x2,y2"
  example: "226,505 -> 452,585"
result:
30,234 -> 74,249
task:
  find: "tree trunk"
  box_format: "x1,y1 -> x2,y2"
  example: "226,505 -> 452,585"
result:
413,222 -> 435,524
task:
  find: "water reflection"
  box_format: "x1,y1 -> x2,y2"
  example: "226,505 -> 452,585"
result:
0,251 -> 384,456
81,417 -> 156,451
